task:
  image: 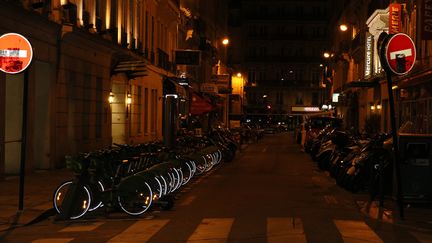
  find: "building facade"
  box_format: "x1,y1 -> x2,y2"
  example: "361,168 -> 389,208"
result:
330,0 -> 432,135
229,0 -> 334,123
0,0 -> 181,177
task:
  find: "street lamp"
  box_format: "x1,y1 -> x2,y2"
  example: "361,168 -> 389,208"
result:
222,37 -> 229,46
323,52 -> 331,58
339,24 -> 348,32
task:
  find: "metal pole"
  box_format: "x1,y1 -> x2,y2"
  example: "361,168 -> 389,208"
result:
385,70 -> 404,219
163,95 -> 177,148
18,69 -> 29,211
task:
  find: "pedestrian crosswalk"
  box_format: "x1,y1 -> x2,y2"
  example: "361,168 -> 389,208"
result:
267,217 -> 306,243
29,217 -> 428,243
108,219 -> 169,242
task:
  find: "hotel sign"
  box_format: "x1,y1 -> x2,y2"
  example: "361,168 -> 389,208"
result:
421,0 -> 432,39
291,106 -> 320,112
389,3 -> 401,34
365,33 -> 373,78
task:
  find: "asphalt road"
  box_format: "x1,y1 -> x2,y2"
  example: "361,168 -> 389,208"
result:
1,132 -> 429,242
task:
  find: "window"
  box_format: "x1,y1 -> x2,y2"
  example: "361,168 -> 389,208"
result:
136,86 -> 142,133
312,92 -> 319,106
82,74 -> 92,140
259,71 -> 266,81
248,69 -> 256,83
95,77 -> 103,138
144,88 -> 149,133
151,89 -> 157,133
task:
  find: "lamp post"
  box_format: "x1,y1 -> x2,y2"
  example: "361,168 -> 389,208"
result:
222,36 -> 230,128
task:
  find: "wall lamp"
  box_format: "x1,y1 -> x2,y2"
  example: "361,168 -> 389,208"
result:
126,93 -> 132,105
109,91 -> 115,104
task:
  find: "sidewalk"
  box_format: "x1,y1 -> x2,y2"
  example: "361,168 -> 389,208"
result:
0,142 -> 249,232
354,194 -> 432,232
0,169 -> 74,232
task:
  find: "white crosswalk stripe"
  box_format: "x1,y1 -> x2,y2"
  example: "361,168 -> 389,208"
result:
108,219 -> 169,242
187,218 -> 234,242
334,220 -> 383,243
30,217 -> 394,243
59,222 -> 104,232
267,217 -> 306,243
31,239 -> 74,243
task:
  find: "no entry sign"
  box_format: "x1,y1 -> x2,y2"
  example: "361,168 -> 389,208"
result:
0,33 -> 33,74
384,33 -> 416,75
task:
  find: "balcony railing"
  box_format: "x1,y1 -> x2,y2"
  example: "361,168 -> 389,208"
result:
157,48 -> 174,73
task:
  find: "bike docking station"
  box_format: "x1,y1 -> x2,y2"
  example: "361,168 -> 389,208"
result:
378,32 -> 418,220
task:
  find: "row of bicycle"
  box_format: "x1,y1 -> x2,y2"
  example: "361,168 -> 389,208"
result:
53,130 -> 238,220
304,126 -> 394,195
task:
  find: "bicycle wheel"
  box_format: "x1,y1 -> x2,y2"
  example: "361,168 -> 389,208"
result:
88,180 -> 105,212
53,181 -> 91,220
118,182 -> 153,216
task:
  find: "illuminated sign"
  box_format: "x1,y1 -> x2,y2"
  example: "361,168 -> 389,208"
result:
332,93 -> 340,103
291,106 -> 320,112
389,3 -> 401,34
365,33 -> 373,77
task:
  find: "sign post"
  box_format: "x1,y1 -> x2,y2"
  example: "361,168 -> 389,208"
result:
380,32 -> 416,220
0,33 -> 33,213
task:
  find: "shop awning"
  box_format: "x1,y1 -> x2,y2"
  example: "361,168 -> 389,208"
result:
163,77 -> 187,98
190,92 -> 215,115
342,80 -> 378,91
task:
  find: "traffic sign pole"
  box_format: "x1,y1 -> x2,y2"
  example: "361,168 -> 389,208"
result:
0,33 -> 33,214
18,69 -> 29,212
384,69 -> 404,220
379,32 -> 417,220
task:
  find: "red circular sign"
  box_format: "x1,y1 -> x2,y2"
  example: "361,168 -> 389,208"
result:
0,33 -> 33,74
384,33 -> 416,75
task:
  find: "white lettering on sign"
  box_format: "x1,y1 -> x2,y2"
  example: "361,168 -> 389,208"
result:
365,34 -> 373,77
304,107 -> 320,112
0,49 -> 27,58
390,49 -> 412,60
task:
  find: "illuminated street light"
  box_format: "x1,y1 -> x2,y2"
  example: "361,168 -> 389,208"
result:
236,72 -> 242,77
222,37 -> 229,45
339,24 -> 348,32
323,52 -> 331,58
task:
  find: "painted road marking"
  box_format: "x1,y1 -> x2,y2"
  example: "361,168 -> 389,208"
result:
334,220 -> 383,243
267,217 -> 306,243
59,222 -> 104,232
187,218 -> 234,242
32,239 -> 73,243
108,219 -> 169,242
